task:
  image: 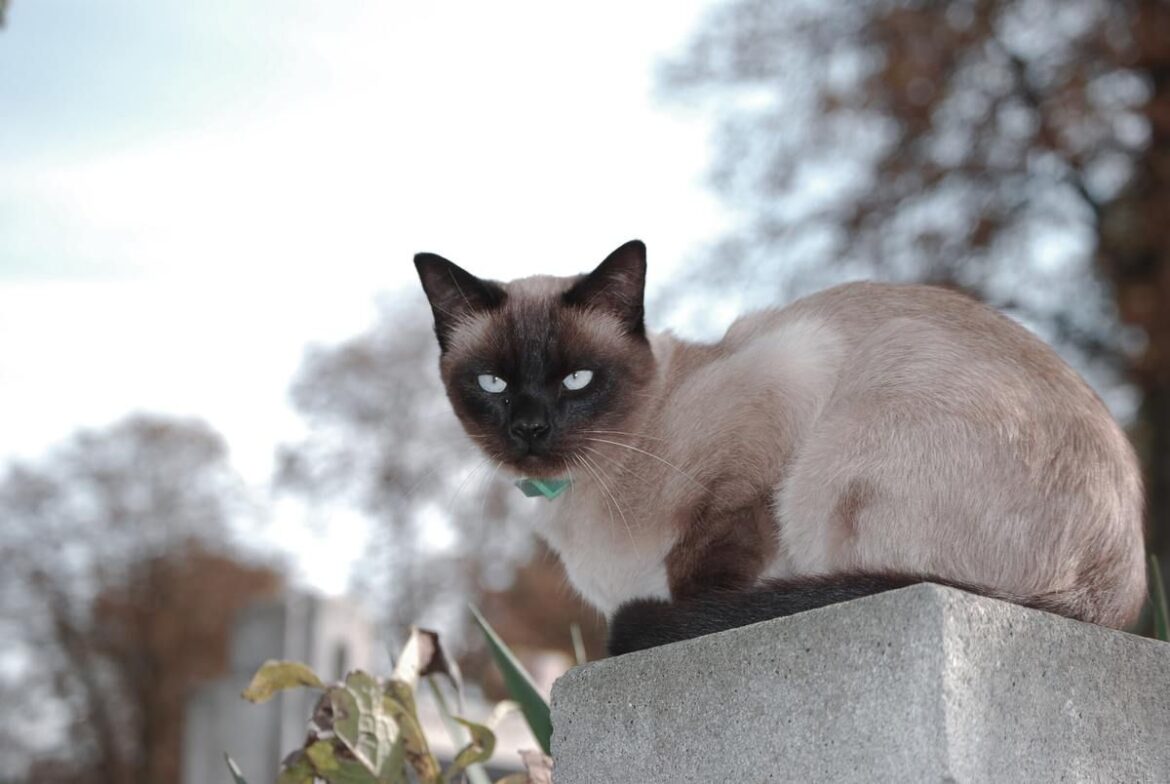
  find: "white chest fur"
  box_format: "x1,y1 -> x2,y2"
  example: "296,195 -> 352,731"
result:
537,495 -> 673,616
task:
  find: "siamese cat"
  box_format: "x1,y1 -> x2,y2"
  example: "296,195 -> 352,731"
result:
414,240 -> 1147,655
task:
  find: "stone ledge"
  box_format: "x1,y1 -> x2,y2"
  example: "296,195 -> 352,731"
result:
550,584 -> 1170,783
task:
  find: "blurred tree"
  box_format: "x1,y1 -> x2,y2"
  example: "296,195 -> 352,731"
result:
278,299 -> 540,645
0,414 -> 281,784
89,544 -> 281,784
663,0 -> 1170,561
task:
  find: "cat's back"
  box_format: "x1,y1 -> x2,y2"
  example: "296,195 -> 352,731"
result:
728,281 -> 1045,357
724,281 -> 1102,410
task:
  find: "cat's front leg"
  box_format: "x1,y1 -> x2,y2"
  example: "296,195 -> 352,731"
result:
664,500 -> 776,600
605,502 -> 776,655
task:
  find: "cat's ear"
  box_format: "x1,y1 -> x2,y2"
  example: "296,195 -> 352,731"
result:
414,253 -> 506,352
563,240 -> 647,338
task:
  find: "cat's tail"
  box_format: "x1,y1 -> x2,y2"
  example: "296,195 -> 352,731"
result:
606,573 -> 1084,656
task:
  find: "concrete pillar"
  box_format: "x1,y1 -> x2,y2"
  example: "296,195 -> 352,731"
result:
551,584 -> 1170,783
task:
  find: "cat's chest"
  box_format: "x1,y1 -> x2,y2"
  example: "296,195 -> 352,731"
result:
538,493 -> 674,615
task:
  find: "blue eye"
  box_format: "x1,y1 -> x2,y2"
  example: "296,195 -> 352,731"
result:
562,370 -> 594,390
477,374 -> 507,393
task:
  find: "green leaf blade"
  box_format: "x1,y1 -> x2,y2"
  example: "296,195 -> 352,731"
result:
469,605 -> 552,755
1150,555 -> 1169,642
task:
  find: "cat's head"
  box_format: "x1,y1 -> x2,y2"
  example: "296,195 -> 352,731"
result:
414,240 -> 655,478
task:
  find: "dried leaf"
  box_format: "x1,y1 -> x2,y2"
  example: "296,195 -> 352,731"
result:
384,678 -> 421,719
442,717 -> 496,783
310,691 -> 337,734
236,632 -> 479,784
304,739 -> 383,784
519,750 -> 554,784
241,660 -> 324,703
485,700 -> 520,731
382,692 -> 441,781
275,750 -> 316,784
394,626 -> 463,698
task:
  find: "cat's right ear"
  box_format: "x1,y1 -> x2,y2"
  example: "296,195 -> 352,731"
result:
414,253 -> 506,352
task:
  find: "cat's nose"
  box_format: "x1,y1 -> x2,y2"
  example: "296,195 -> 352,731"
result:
509,417 -> 550,445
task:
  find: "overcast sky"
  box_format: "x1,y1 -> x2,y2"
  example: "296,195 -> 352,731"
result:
0,2 -> 726,475
0,1 -> 726,589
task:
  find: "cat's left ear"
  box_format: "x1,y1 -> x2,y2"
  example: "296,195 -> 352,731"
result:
563,240 -> 647,338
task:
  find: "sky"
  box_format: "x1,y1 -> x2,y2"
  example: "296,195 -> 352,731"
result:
0,1 -> 729,586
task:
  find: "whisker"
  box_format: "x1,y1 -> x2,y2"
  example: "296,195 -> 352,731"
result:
582,437 -> 709,493
448,457 -> 490,509
476,459 -> 503,523
561,458 -> 577,495
579,444 -> 623,482
413,432 -> 491,495
578,429 -> 668,442
571,454 -> 613,531
402,465 -> 441,500
580,445 -> 638,485
579,452 -> 640,556
582,443 -> 679,502
576,454 -> 625,548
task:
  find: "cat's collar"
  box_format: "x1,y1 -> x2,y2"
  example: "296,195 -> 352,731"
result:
514,477 -> 571,500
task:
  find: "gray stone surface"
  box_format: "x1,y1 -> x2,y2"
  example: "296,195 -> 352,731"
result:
550,584 -> 1170,783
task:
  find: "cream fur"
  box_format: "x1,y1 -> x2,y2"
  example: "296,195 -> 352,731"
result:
538,282 -> 1147,626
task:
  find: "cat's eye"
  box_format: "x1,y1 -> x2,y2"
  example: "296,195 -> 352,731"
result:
477,374 -> 507,393
562,370 -> 594,391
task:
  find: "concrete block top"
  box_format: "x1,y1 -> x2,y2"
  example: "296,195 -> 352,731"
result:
551,584 -> 1170,784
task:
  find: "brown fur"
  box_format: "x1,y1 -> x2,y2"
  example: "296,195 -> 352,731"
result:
830,479 -> 877,553
665,496 -> 778,599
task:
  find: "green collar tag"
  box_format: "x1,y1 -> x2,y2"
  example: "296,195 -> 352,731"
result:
515,477 -> 571,500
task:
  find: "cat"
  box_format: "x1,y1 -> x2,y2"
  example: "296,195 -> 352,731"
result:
414,239 -> 1147,655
